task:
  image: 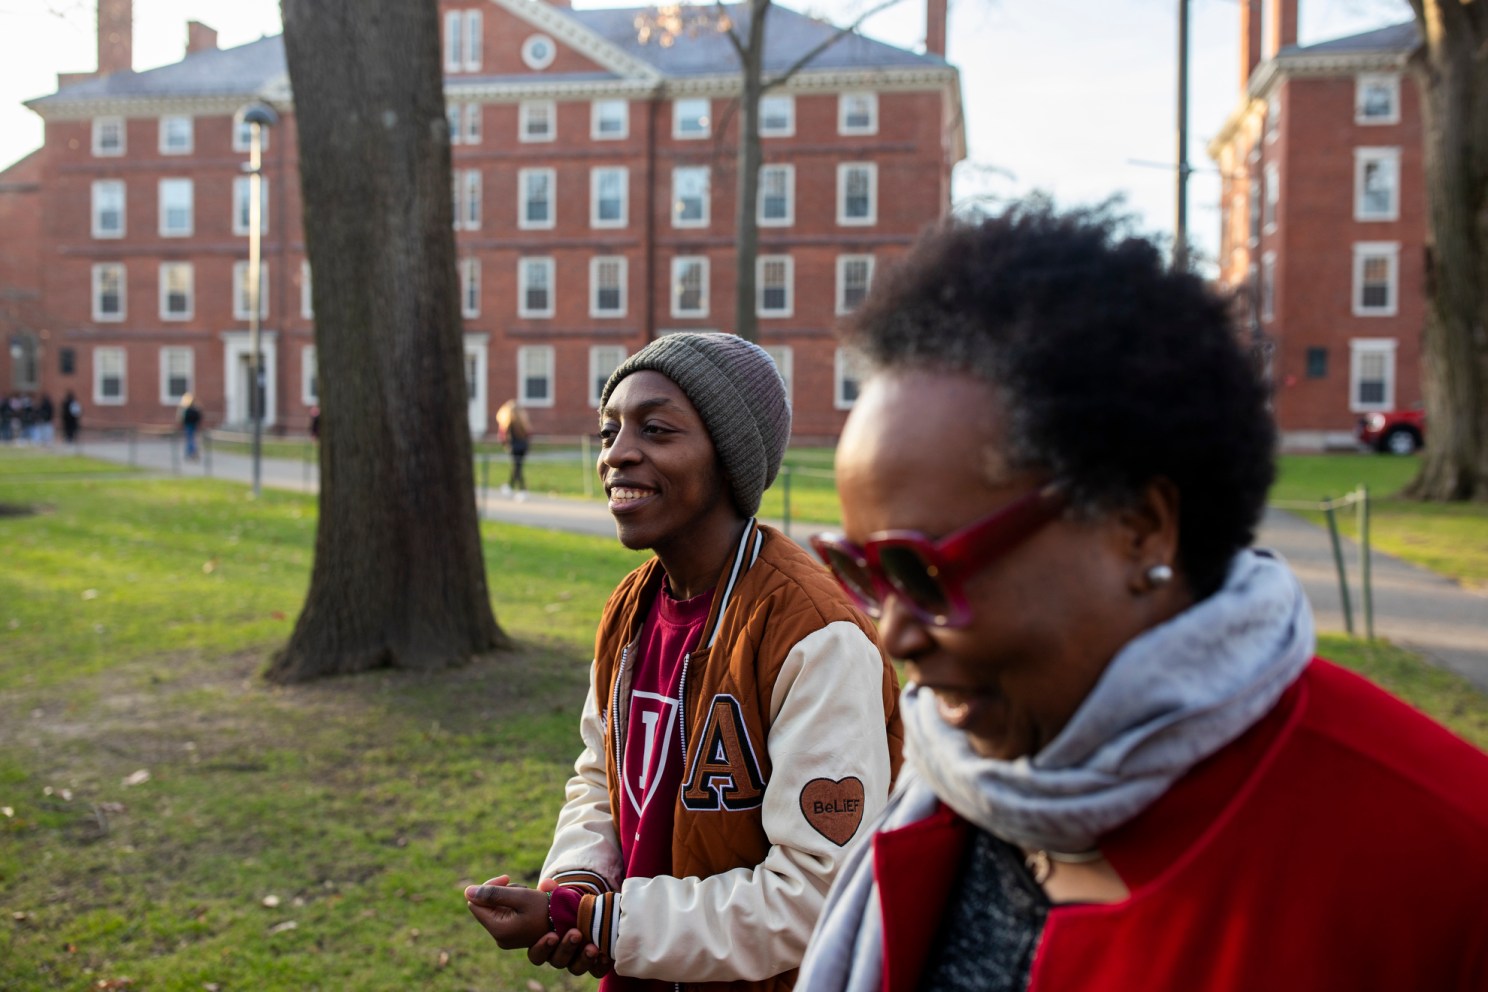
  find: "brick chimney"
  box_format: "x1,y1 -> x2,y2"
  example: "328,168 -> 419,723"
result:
1263,0 -> 1298,60
97,0 -> 133,76
187,20 -> 219,55
1239,0 -> 1263,87
925,0 -> 947,57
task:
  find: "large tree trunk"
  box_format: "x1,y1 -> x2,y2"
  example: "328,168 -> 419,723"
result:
267,0 -> 507,683
732,0 -> 769,344
1404,0 -> 1488,502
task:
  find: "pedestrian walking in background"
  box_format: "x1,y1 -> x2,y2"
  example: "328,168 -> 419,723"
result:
60,391 -> 80,444
178,393 -> 202,460
495,399 -> 531,500
35,393 -> 54,446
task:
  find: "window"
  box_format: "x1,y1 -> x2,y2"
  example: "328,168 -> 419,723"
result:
94,347 -> 126,405
518,345 -> 555,407
1349,338 -> 1397,412
519,168 -> 555,229
590,256 -> 627,317
671,256 -> 709,317
522,34 -> 556,70
836,254 -> 875,314
591,167 -> 628,228
160,115 -> 193,154
589,346 -> 626,407
1305,347 -> 1328,379
1260,251 -> 1276,322
60,348 -> 76,376
460,257 -> 481,318
760,95 -> 794,137
592,99 -> 628,140
159,347 -> 193,404
92,117 -> 125,156
300,260 -> 314,318
233,261 -> 270,320
834,347 -> 867,409
672,166 -> 709,228
302,346 -> 318,404
1248,175 -> 1261,245
92,263 -> 126,322
453,168 -> 482,230
837,163 -> 877,225
232,118 -> 271,153
159,262 -> 194,320
1353,242 -> 1400,316
673,98 -> 710,139
518,257 -> 554,318
445,9 -> 483,72
1355,148 -> 1400,221
520,101 -> 555,142
159,178 -> 194,236
757,255 -> 793,317
758,164 -> 794,226
838,92 -> 878,135
762,345 -> 792,404
233,176 -> 270,235
1264,93 -> 1280,144
92,180 -> 125,239
448,102 -> 481,145
1263,163 -> 1278,232
1356,74 -> 1400,125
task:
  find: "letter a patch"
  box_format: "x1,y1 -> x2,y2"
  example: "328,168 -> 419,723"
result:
681,694 -> 765,811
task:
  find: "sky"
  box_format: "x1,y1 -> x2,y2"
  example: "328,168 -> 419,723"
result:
0,0 -> 1412,266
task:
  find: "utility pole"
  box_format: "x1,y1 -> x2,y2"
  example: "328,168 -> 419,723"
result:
1174,0 -> 1191,271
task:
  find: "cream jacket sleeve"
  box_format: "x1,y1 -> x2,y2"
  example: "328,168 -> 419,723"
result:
540,659 -> 623,891
593,621 -> 893,983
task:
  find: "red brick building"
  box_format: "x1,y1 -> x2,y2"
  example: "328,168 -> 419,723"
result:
1209,1 -> 1423,450
2,0 -> 963,441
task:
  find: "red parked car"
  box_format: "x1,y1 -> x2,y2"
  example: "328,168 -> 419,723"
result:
1357,406 -> 1426,455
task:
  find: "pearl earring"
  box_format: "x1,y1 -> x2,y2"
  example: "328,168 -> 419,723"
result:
1146,563 -> 1174,587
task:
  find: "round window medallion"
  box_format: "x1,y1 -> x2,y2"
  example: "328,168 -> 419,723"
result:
522,34 -> 556,70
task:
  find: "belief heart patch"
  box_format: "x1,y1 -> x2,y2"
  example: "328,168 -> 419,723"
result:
799,777 -> 866,846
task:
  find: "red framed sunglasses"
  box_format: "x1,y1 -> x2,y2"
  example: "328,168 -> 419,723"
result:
810,484 -> 1067,628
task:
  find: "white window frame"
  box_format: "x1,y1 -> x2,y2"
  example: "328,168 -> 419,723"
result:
760,95 -> 795,137
159,178 -> 194,237
159,262 -> 194,321
1356,73 -> 1400,125
300,260 -> 314,319
232,176 -> 269,236
838,92 -> 878,135
1349,338 -> 1398,413
92,116 -> 125,157
445,9 -> 483,72
1260,251 -> 1276,323
1352,242 -> 1400,317
757,254 -> 793,318
520,100 -> 556,143
94,347 -> 126,406
1354,147 -> 1401,222
521,33 -> 555,71
454,168 -> 482,230
762,345 -> 793,406
591,99 -> 628,140
758,164 -> 794,227
1263,163 -> 1278,233
518,257 -> 555,318
836,254 -> 875,314
159,115 -> 193,155
590,166 -> 628,228
837,162 -> 878,226
92,263 -> 126,322
834,347 -> 866,410
232,118 -> 270,154
673,98 -> 710,139
671,166 -> 709,228
449,102 -> 481,145
517,345 -> 555,408
233,261 -> 270,320
91,180 -> 125,239
518,168 -> 556,230
301,345 -> 318,405
159,347 -> 194,405
1264,93 -> 1280,145
460,257 -> 481,318
671,256 -> 709,318
590,255 -> 627,318
589,346 -> 627,408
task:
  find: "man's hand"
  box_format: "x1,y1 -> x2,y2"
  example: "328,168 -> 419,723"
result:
464,876 -> 552,951
525,878 -> 612,977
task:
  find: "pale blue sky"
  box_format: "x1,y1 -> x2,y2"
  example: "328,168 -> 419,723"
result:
0,0 -> 1410,265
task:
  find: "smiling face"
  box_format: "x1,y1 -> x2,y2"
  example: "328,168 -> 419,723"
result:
835,369 -> 1180,760
599,370 -> 741,582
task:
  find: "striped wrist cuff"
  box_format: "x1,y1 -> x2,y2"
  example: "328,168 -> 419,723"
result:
549,869 -> 610,896
576,891 -> 619,960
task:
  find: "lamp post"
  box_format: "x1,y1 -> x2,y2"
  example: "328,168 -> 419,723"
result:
236,101 -> 278,498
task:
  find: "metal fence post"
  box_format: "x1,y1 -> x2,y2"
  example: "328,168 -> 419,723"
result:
128,428 -> 137,467
170,431 -> 181,475
1358,484 -> 1374,641
1323,499 -> 1355,637
203,431 -> 212,477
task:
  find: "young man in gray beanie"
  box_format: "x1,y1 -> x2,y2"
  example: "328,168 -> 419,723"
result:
467,332 -> 903,991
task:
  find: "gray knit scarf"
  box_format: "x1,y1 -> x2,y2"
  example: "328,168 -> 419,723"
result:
796,549 -> 1315,992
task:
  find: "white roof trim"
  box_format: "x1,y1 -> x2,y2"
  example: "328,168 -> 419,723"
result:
487,0 -> 663,84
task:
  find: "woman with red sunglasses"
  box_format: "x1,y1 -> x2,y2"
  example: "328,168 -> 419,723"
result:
798,203 -> 1488,992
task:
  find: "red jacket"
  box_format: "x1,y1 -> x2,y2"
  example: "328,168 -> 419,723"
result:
874,660 -> 1488,991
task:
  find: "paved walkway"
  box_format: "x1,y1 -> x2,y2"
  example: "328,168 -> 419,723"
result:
53,437 -> 1488,694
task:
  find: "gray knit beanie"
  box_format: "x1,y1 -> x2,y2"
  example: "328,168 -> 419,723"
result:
600,333 -> 792,518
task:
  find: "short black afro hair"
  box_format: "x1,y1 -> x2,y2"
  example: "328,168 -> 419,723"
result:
843,200 -> 1276,599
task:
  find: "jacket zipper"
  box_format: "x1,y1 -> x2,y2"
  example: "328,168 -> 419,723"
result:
611,644 -> 630,772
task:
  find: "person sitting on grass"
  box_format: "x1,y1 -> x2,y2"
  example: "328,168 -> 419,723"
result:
466,332 -> 903,991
